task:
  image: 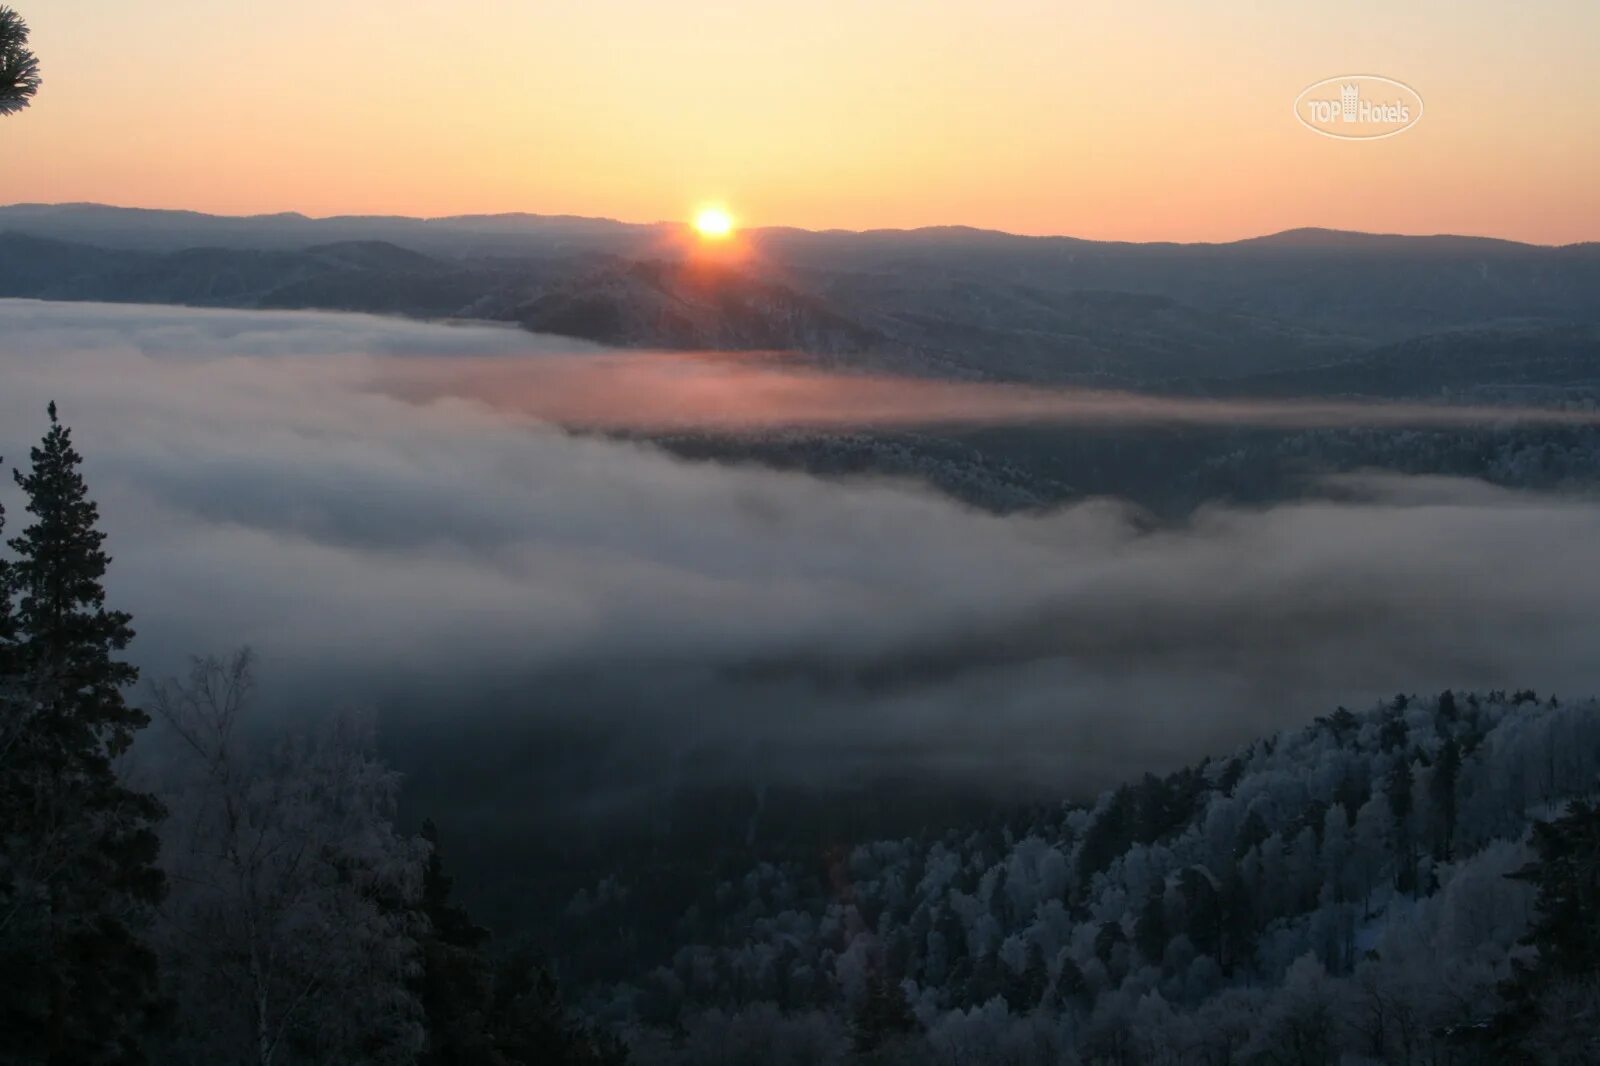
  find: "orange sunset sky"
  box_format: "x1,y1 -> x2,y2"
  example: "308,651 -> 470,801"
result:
3,0 -> 1597,244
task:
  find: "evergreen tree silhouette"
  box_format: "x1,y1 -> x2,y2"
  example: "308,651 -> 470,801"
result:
0,403 -> 165,1064
0,6 -> 41,116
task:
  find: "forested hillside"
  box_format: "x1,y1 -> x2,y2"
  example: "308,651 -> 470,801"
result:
571,691 -> 1600,1064
5,207 -> 1600,390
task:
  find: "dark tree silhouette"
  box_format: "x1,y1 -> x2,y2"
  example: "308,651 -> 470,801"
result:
1511,800 -> 1600,980
1387,757 -> 1416,895
1430,737 -> 1462,862
415,820 -> 626,1066
1135,883 -> 1169,966
1491,800 -> 1600,1060
0,5 -> 40,115
0,455 -> 13,672
851,972 -> 917,1054
0,403 -> 165,1064
418,819 -> 497,1066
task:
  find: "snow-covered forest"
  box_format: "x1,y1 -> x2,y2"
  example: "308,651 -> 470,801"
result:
588,689 -> 1600,1064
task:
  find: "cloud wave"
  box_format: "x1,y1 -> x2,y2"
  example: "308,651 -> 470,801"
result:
4,299 -> 1600,808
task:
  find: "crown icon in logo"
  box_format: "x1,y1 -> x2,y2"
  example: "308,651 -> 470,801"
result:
1340,84 -> 1359,121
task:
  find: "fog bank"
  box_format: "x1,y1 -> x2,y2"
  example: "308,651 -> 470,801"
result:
4,300 -> 1598,803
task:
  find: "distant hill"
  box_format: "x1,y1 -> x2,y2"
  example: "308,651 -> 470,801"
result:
3,204 -> 1599,388
825,280 -> 1357,384
0,232 -> 511,317
492,257 -> 881,353
1197,324 -> 1600,398
0,202 -> 662,257
766,228 -> 1600,341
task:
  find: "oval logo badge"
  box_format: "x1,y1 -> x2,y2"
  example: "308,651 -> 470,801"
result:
1295,75 -> 1423,140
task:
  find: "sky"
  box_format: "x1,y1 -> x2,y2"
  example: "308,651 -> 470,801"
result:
3,1 -> 1596,243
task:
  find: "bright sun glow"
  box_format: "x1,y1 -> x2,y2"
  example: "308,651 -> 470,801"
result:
693,207 -> 734,239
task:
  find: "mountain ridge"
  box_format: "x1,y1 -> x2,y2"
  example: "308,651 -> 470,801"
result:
1,202 -> 1583,251
4,209 -> 1598,390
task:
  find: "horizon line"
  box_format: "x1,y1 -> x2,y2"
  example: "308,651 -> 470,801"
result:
1,200 -> 1591,251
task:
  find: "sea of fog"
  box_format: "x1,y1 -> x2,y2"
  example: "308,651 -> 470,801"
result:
4,298 -> 1599,804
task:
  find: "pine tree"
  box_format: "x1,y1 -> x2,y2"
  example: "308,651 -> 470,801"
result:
10,404 -> 144,743
1429,737 -> 1461,862
0,404 -> 165,1064
1217,756 -> 1245,796
1387,757 -> 1416,895
1234,809 -> 1270,860
1493,800 -> 1600,1060
1078,786 -> 1133,888
407,818 -> 625,1066
1510,800 -> 1600,978
851,972 -> 917,1054
0,473 -> 12,652
1094,920 -> 1127,968
1135,884 -> 1169,967
1178,866 -> 1222,959
0,467 -> 23,818
1379,714 -> 1408,754
491,948 -> 629,1066
1050,954 -> 1088,1011
1334,770 -> 1366,827
0,469 -> 18,700
1324,707 -> 1359,747
1003,942 -> 1048,1012
0,5 -> 42,116
1217,864 -> 1256,976
417,819 -> 496,1066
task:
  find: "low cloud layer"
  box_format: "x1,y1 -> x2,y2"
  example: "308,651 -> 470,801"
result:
4,299 -> 1600,809
380,351 -> 1600,433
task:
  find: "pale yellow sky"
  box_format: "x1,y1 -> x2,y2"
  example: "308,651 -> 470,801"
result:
2,0 -> 1596,243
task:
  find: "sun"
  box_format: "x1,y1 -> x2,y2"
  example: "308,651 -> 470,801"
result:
693,206 -> 734,240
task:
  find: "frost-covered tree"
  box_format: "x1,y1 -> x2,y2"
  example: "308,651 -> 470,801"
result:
151,651 -> 427,1066
0,5 -> 40,115
580,688 -> 1600,1062
0,403 -> 165,1064
1242,954 -> 1344,1065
